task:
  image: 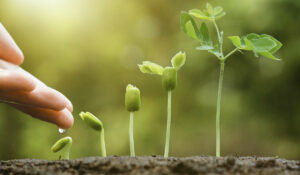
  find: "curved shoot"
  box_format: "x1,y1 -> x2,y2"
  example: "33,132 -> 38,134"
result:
79,112 -> 107,157
51,136 -> 72,160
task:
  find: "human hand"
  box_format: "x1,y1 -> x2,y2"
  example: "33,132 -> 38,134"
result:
0,23 -> 73,128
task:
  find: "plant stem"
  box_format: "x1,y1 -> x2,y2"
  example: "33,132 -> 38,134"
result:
62,145 -> 70,160
164,91 -> 172,158
216,60 -> 225,157
129,112 -> 135,156
100,129 -> 107,157
213,20 -> 223,58
224,48 -> 239,60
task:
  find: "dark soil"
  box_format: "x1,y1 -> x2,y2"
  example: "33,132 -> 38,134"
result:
0,156 -> 299,175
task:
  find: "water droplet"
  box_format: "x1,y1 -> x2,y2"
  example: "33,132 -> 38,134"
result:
58,128 -> 67,134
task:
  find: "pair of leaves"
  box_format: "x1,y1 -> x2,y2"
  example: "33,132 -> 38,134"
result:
181,12 -> 213,50
189,3 -> 226,21
138,51 -> 186,75
228,33 -> 282,60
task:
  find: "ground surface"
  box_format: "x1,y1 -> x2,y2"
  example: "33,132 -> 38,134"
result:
0,156 -> 299,175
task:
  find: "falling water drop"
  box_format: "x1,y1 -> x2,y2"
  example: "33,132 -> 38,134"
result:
58,128 -> 67,134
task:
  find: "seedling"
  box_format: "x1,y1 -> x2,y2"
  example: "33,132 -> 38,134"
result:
79,112 -> 107,157
51,136 -> 72,160
180,3 -> 282,157
125,84 -> 141,157
138,51 -> 186,158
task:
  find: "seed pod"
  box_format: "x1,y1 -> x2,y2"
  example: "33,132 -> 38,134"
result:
79,112 -> 103,131
51,136 -> 72,153
125,84 -> 141,112
162,67 -> 177,91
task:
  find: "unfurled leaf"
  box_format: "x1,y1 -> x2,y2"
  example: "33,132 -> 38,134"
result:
206,3 -> 214,15
229,33 -> 282,60
189,3 -> 226,21
196,45 -> 214,50
249,37 -> 276,52
261,34 -> 282,53
51,137 -> 72,153
228,36 -> 242,48
80,112 -> 103,131
189,9 -> 213,21
180,12 -> 201,40
199,23 -> 213,46
171,51 -> 186,70
258,51 -> 281,61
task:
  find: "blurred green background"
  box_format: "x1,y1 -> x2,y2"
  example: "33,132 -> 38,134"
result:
0,0 -> 299,160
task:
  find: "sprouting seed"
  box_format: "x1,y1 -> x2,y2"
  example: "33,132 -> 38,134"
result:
79,112 -> 107,157
125,84 -> 141,157
138,51 -> 186,158
51,136 -> 72,160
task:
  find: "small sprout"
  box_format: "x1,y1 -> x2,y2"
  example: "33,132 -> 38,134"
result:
138,51 -> 186,158
125,84 -> 141,157
125,84 -> 141,112
181,3 -> 282,157
79,112 -> 107,157
51,136 -> 72,160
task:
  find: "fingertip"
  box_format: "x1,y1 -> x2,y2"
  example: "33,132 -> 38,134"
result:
56,109 -> 74,129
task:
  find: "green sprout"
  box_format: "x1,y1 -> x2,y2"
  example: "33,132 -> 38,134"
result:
79,112 -> 107,157
125,84 -> 141,157
51,136 -> 72,160
138,51 -> 186,158
181,3 -> 282,157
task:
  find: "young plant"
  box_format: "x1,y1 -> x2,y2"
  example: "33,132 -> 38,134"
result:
125,84 -> 141,157
51,136 -> 72,160
180,3 -> 282,157
138,51 -> 186,158
79,112 -> 107,157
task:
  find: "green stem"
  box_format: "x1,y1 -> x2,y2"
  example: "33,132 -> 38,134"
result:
100,129 -> 107,157
216,60 -> 225,157
224,48 -> 239,60
61,144 -> 71,160
213,20 -> 223,58
164,91 -> 172,158
129,112 -> 135,156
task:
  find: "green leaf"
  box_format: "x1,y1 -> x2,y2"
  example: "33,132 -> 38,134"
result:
189,9 -> 213,21
138,61 -> 164,75
249,37 -> 276,52
51,137 -> 72,153
171,51 -> 186,70
213,6 -> 223,16
261,34 -> 282,53
258,51 -> 281,61
196,45 -> 214,50
79,112 -> 103,131
199,22 -> 213,46
206,3 -> 214,15
189,4 -> 226,21
229,33 -> 282,61
180,12 -> 200,40
228,36 -> 242,48
242,38 -> 254,51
